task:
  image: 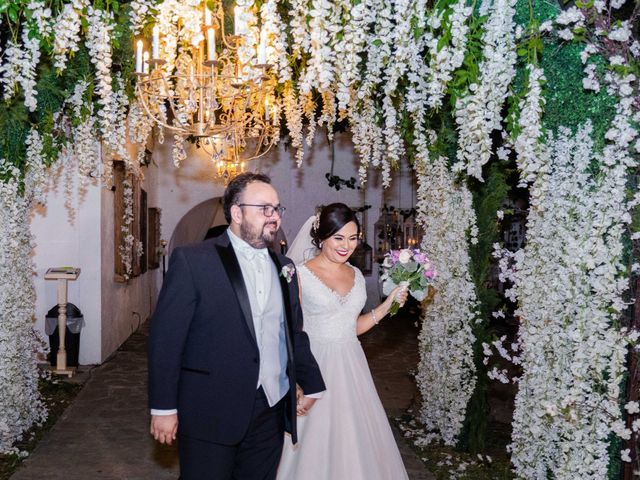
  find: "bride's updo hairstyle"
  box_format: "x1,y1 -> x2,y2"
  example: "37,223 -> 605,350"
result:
311,203 -> 360,248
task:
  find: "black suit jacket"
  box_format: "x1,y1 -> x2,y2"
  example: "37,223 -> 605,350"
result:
148,232 -> 325,445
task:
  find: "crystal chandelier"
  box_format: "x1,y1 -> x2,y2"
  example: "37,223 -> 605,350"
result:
200,134 -> 246,183
134,0 -> 280,176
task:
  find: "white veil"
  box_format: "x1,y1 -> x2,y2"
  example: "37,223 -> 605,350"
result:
286,215 -> 319,265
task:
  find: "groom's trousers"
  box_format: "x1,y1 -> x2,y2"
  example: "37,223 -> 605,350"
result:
178,387 -> 286,480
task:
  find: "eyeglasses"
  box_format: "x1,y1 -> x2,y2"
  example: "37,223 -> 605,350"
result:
237,204 -> 286,218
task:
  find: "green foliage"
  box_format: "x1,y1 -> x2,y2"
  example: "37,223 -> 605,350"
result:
0,107 -> 29,181
514,0 -> 559,27
447,13 -> 487,108
0,1 -> 140,184
469,165 -> 510,317
459,163 -> 511,453
540,40 -> 617,149
112,3 -> 136,99
35,65 -> 67,124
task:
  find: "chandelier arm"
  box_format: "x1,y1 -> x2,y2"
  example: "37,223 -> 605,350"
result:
136,84 -> 188,135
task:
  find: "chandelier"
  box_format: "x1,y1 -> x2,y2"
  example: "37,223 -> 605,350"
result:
200,134 -> 246,182
134,0 -> 280,178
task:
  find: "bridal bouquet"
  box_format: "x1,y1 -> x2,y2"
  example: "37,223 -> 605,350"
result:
380,248 -> 436,315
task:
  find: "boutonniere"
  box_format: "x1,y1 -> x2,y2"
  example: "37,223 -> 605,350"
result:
280,264 -> 296,283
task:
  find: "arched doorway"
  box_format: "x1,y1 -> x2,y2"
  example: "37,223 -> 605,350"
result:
169,197 -> 227,254
169,197 -> 288,255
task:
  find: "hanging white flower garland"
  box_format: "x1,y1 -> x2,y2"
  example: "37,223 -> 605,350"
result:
0,1 -> 637,471
0,129 -> 49,453
503,118 -> 638,479
52,0 -> 86,72
412,153 -> 479,446
453,0 -> 517,181
0,1 -> 145,452
514,65 -> 546,187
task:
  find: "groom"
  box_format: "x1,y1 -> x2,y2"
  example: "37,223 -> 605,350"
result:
148,172 -> 325,479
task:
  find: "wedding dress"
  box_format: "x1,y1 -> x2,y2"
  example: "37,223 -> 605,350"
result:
277,263 -> 409,480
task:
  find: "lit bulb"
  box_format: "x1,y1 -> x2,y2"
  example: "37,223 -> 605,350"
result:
135,40 -> 143,73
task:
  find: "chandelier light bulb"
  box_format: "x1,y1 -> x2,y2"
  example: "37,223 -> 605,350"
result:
152,25 -> 160,59
142,51 -> 150,74
234,5 -> 244,36
204,4 -> 212,26
135,40 -> 143,73
207,28 -> 216,62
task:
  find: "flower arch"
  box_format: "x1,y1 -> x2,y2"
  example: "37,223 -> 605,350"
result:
0,1 -> 638,477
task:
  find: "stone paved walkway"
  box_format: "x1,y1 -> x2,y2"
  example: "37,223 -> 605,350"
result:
12,309 -> 434,480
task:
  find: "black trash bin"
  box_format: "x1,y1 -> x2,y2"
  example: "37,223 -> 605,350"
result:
46,303 -> 84,367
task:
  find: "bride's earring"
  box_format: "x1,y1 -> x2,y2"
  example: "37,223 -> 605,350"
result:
319,242 -> 323,249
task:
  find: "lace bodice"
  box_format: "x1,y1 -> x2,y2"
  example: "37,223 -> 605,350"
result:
297,263 -> 366,343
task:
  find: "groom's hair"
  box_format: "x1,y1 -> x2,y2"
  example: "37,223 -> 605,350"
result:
223,172 -> 272,223
311,203 -> 360,248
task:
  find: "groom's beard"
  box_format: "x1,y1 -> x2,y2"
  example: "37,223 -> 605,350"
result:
240,219 -> 278,249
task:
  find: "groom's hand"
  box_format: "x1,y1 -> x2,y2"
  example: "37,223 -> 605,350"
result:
150,414 -> 178,445
296,396 -> 317,416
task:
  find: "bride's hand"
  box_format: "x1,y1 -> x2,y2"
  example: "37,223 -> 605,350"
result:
386,284 -> 409,308
297,396 -> 317,416
296,384 -> 304,403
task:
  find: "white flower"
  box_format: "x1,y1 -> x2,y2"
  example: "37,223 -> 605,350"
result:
52,1 -> 86,71
280,264 -> 296,283
129,0 -> 154,35
515,66 -> 547,186
582,64 -> 601,93
608,22 -> 631,42
0,153 -> 49,453
539,21 -> 553,32
555,7 -> 585,26
398,249 -> 412,264
625,401 -> 640,414
609,55 -> 626,66
580,44 -> 598,64
557,28 -> 574,41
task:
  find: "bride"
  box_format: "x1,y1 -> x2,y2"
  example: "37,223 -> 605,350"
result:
277,203 -> 409,480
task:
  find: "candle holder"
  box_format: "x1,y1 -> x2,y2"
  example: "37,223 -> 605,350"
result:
134,0 -> 279,176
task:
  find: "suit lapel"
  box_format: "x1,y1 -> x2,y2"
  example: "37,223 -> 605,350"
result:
215,239 -> 257,344
268,250 -> 295,354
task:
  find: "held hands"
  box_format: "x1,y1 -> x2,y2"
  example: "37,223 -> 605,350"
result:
150,414 -> 178,445
296,384 -> 317,416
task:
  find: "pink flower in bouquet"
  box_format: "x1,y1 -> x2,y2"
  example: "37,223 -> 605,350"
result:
413,251 -> 427,265
424,268 -> 436,279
